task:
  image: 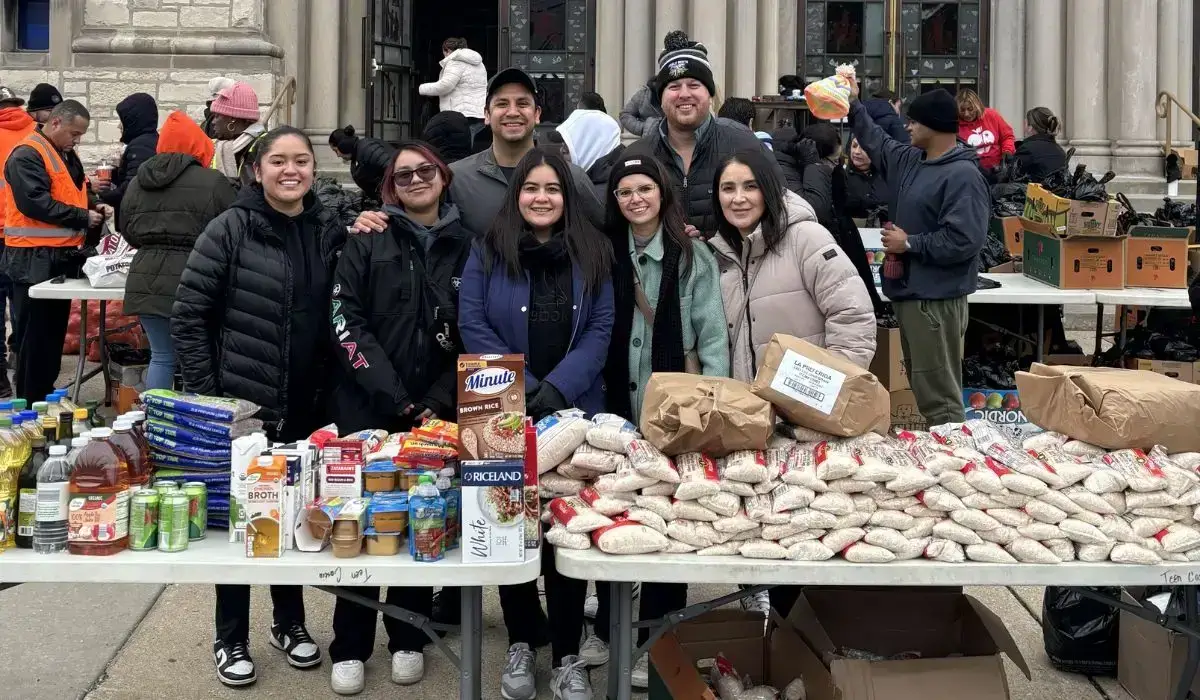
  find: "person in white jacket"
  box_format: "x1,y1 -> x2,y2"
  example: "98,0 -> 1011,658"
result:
418,38 -> 487,120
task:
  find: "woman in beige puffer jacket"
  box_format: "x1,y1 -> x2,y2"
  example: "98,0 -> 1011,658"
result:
708,150 -> 876,382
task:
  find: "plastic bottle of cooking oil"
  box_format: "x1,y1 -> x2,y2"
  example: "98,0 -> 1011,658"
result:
0,417 -> 24,551
15,434 -> 48,548
67,427 -> 130,555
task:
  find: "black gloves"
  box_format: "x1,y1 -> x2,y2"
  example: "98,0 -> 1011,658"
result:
526,381 -> 568,421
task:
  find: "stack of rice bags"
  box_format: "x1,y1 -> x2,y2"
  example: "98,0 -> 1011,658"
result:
140,389 -> 265,530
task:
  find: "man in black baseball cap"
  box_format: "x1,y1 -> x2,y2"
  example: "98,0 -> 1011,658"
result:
26,83 -> 61,124
0,87 -> 24,109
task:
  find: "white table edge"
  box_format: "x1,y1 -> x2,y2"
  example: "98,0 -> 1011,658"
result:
29,278 -> 125,301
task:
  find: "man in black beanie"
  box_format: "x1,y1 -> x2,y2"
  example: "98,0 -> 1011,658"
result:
25,83 -> 61,124
847,79 -> 988,427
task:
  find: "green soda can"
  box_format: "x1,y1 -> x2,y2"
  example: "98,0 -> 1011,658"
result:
158,492 -> 190,552
129,489 -> 159,551
183,482 -> 207,541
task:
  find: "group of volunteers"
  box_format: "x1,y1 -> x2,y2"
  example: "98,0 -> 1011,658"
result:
0,26 -> 1075,700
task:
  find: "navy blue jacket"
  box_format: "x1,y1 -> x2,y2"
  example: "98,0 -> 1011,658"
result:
859,98 -> 911,144
458,244 -> 614,415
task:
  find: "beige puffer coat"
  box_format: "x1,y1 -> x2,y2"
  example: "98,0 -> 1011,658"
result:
709,191 -> 877,382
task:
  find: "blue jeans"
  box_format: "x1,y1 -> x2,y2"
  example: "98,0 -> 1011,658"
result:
139,315 -> 175,390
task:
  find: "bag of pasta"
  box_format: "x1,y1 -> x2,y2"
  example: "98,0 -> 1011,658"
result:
803,64 -> 857,120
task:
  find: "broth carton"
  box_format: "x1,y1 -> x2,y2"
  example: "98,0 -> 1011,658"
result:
457,354 -> 526,460
244,476 -> 285,558
461,459 -> 525,563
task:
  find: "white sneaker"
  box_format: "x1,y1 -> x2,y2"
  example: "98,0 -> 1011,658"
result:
391,651 -> 424,685
631,654 -> 650,690
551,655 -> 593,700
579,632 -> 609,667
583,593 -> 599,619
330,660 -> 365,696
740,589 -> 771,616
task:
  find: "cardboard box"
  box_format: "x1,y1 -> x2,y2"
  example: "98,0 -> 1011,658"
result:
461,459 -> 525,563
1022,218 -> 1125,290
229,433 -> 270,543
869,325 -> 907,391
1126,225 -> 1191,288
457,354 -> 526,460
1023,183 -> 1121,237
887,389 -> 927,432
1124,358 -> 1195,383
784,587 -> 1031,700
244,477 -> 284,558
991,216 -> 1024,257
1119,590 -> 1200,700
963,388 -> 1044,442
988,260 -> 1021,273
1172,147 -> 1198,180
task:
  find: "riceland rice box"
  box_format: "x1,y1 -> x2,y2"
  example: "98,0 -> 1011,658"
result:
457,354 -> 526,461
461,459 -> 525,563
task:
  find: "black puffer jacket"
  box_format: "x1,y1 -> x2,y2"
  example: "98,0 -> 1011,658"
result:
1014,133 -> 1068,184
172,186 -> 345,437
623,116 -> 783,234
585,144 -> 626,201
771,128 -> 805,193
101,93 -> 159,220
843,165 -> 887,223
119,153 -> 237,318
350,136 -> 397,201
329,203 -> 471,432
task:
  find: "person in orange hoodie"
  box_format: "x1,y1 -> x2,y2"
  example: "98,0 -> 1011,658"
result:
0,86 -> 36,397
956,88 -> 1015,173
118,111 -> 236,390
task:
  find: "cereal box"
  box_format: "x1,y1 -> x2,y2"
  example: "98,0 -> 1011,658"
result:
457,354 -> 526,460
461,459 -> 525,563
244,477 -> 284,558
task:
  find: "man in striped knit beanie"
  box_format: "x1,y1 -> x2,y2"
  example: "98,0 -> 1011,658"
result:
618,30 -> 695,136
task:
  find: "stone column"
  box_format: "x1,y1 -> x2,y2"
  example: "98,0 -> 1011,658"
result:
655,0 -> 687,49
757,0 -> 780,95
689,0 -> 726,104
778,0 -> 797,78
305,0 -> 341,134
1111,0 -> 1161,175
1158,0 -> 1180,147
1176,0 -> 1194,144
1066,0 -> 1110,170
623,0 -> 654,110
1024,0 -> 1065,137
339,0 -> 366,128
988,0 -> 1025,127
596,0 -> 625,116
265,0 -> 307,128
729,0 -> 757,99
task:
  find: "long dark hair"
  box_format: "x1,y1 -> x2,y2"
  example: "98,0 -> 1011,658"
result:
603,157 -> 693,278
712,149 -> 788,255
484,149 -> 611,292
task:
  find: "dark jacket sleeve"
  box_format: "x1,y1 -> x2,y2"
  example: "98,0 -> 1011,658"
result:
907,170 -> 990,266
5,146 -> 91,231
801,161 -> 836,228
171,214 -> 239,396
351,137 -> 397,200
331,235 -> 411,414
100,134 -> 157,211
848,101 -> 922,200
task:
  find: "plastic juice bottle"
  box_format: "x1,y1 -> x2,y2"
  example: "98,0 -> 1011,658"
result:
15,434 -> 48,548
67,427 -> 131,555
72,409 -> 90,443
126,411 -> 147,444
0,418 -> 21,550
34,445 -> 71,553
110,421 -> 150,489
66,436 -> 89,469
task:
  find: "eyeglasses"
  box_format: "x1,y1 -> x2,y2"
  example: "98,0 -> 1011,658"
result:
393,164 -> 439,187
613,184 -> 658,202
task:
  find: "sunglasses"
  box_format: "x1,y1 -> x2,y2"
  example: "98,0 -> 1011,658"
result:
393,163 -> 439,187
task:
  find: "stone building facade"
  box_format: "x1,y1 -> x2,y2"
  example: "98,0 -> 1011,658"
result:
19,0 -> 1198,180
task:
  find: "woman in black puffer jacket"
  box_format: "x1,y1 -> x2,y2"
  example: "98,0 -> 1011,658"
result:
173,126 -> 345,689
329,124 -> 397,203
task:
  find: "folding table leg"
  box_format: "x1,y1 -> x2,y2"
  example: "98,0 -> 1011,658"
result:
1093,303 -> 1104,357
613,581 -> 635,700
98,300 -> 112,406
72,300 -> 88,401
1174,586 -> 1200,700
459,585 -> 483,700
1036,305 -> 1045,363
606,580 -> 621,699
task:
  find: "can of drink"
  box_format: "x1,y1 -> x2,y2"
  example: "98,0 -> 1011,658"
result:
154,479 -> 179,490
183,482 -> 207,541
158,492 -> 189,552
129,489 -> 159,551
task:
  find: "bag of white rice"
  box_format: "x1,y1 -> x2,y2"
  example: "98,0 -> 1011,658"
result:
1024,500 -> 1068,524
698,491 -> 742,518
674,453 -> 722,500
1099,515 -> 1140,543
762,522 -> 808,541
1062,485 -> 1118,515
961,493 -> 1003,511
851,494 -> 877,514
902,518 -> 937,539
724,450 -> 770,483
1154,523 -> 1200,553
810,491 -> 855,515
1133,505 -> 1192,521
869,510 -> 915,530
895,536 -> 931,560
753,478 -> 781,496
556,463 -> 604,481
863,526 -> 910,553
1143,536 -> 1165,553
1100,450 -> 1168,493
1129,515 -> 1173,538
718,476 -> 757,498
771,483 -> 815,513
912,443 -> 970,476
1170,452 -> 1200,470
855,444 -> 916,482
664,539 -> 698,553
697,541 -> 742,556
535,411 -> 591,469
904,505 -> 942,519
546,524 -> 593,550
790,508 -> 839,529
821,527 -> 866,551
937,470 -> 979,499
788,539 -> 836,561
915,486 -> 966,512
634,495 -> 675,522
988,508 -> 1033,528
781,444 -> 827,491
966,542 -> 1018,563
739,539 -> 790,559
1006,537 -> 1061,564
999,469 -> 1051,497
541,504 -> 554,524
610,458 -> 660,492
1044,538 -> 1076,561
642,482 -> 677,497
1126,490 -> 1179,510
713,525 -> 761,544
985,444 -> 1067,489
672,499 -> 721,522
765,447 -> 790,481
625,507 -> 668,534
1018,521 -> 1066,541
929,422 -> 969,447
748,494 -> 791,525
833,512 -> 870,529
549,496 -> 615,533
886,467 -> 939,497
541,471 -> 585,497
991,489 -> 1033,508
933,519 -> 984,545
571,443 -> 624,473
779,531 -> 825,547
578,486 -> 635,517
776,422 -> 837,443
666,519 -> 718,547
714,511 -> 759,534
1063,439 -> 1107,459
961,460 -> 1004,494
814,441 -> 861,480
628,440 -> 681,483
1023,431 -> 1069,452
962,419 -> 1015,454
950,508 -> 1002,532
843,541 -> 896,563
1083,467 -> 1128,495
1110,542 -> 1162,565
586,415 -> 639,453
923,538 -> 966,563
1037,490 -> 1087,517
978,525 -> 1019,545
1076,542 -> 1115,562
827,477 -> 875,494
874,493 -> 920,511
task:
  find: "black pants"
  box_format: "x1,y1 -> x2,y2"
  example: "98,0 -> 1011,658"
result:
595,582 -> 685,646
214,584 -> 305,646
329,586 -> 433,662
13,282 -> 69,401
768,585 -> 803,617
500,541 -> 584,665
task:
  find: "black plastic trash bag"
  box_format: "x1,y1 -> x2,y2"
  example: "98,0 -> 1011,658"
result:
1155,197 -> 1198,228
1042,586 -> 1121,676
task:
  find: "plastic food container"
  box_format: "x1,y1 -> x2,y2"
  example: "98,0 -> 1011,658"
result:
363,528 -> 402,555
368,493 -> 409,534
363,462 -> 398,493
330,519 -> 362,558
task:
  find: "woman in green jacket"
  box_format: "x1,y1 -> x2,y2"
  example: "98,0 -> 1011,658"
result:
597,154 -> 729,689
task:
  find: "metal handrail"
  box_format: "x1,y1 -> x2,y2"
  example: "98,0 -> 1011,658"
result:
261,76 -> 298,127
1155,90 -> 1200,156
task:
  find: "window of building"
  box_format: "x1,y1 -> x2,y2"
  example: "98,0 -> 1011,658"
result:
504,0 -> 592,125
15,0 -> 50,52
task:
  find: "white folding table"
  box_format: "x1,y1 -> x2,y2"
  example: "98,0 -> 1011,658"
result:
1,538 -> 541,700
28,278 -> 125,404
1094,288 -> 1192,351
556,549 -> 1200,700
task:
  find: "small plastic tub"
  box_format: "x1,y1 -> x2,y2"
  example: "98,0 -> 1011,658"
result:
363,462 -> 398,493
369,493 -> 409,534
363,528 -> 402,555
330,520 -> 362,558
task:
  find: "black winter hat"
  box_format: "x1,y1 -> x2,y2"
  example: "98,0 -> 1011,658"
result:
655,42 -> 716,99
26,83 -> 61,113
906,89 -> 958,134
608,156 -> 666,190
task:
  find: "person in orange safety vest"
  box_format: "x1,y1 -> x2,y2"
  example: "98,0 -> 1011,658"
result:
0,86 -> 34,398
2,99 -> 108,402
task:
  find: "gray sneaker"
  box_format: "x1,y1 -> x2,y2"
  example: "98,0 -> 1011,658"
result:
551,655 -> 593,700
501,643 -> 537,700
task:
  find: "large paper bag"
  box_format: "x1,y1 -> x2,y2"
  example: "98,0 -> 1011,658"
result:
640,373 -> 773,457
750,334 -> 889,437
1016,363 -> 1200,452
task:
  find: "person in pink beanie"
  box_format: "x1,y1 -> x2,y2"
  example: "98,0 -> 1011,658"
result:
209,81 -> 265,184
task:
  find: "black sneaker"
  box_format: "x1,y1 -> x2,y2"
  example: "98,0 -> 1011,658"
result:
213,640 -> 257,687
0,375 -> 13,399
269,622 -> 322,668
431,588 -> 460,630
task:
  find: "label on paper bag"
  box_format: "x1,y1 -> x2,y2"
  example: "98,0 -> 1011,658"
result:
769,348 -> 845,415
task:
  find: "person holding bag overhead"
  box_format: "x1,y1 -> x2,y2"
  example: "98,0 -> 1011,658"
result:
458,147 -> 612,700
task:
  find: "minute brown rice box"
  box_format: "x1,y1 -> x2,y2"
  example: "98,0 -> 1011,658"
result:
456,354 -> 526,460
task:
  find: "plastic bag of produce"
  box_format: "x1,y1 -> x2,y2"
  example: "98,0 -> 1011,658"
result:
1041,586 -> 1120,676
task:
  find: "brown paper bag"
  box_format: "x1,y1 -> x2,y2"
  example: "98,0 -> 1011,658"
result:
1015,363 -> 1200,452
639,373 -> 774,457
750,334 -> 889,437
